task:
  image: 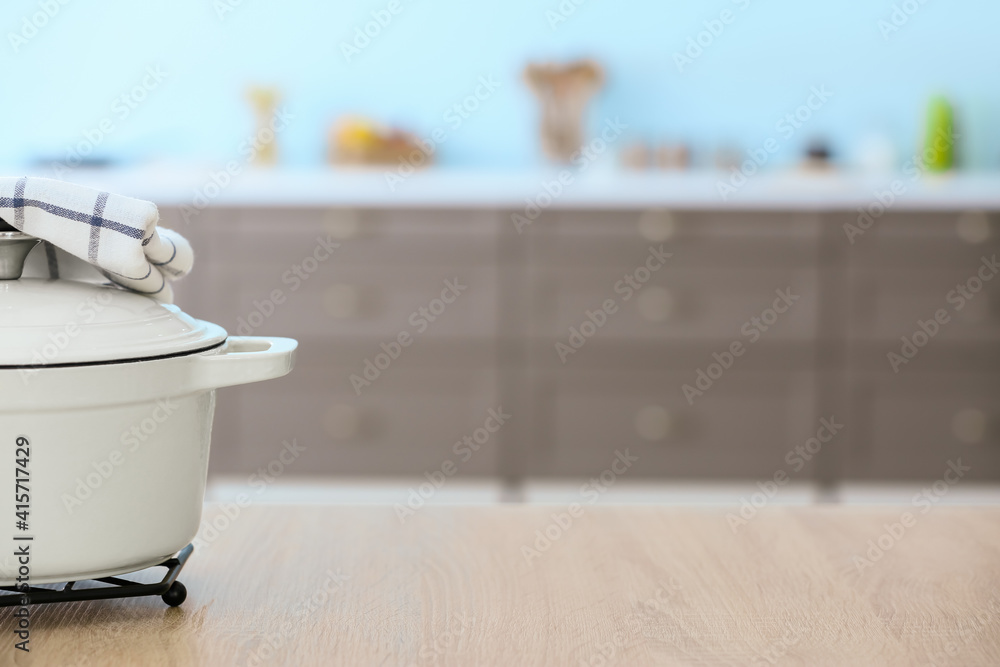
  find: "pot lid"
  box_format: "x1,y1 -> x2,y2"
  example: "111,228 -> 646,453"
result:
0,232 -> 226,367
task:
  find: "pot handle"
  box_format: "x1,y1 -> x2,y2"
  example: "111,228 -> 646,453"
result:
193,336 -> 297,391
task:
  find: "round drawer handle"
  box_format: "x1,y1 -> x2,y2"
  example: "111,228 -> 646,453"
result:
324,284 -> 361,319
637,210 -> 677,242
637,286 -> 674,322
634,406 -> 673,442
955,212 -> 991,245
952,408 -> 987,445
323,404 -> 361,440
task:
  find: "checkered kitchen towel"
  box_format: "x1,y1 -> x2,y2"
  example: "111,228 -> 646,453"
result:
0,176 -> 191,302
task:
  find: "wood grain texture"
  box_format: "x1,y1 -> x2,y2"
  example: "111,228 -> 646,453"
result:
2,505 -> 999,666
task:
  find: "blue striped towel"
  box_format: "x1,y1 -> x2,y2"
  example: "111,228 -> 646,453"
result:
0,176 -> 191,302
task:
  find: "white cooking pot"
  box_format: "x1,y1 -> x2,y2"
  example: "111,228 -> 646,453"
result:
0,231 -> 296,585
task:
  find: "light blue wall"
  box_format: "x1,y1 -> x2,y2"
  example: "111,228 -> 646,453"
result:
2,0 -> 998,170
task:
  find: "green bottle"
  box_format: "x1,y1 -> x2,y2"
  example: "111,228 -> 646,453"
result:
924,96 -> 955,172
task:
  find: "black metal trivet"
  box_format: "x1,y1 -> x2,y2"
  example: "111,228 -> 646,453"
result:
0,543 -> 193,608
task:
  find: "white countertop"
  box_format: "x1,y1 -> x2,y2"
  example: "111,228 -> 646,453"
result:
9,165 -> 1000,210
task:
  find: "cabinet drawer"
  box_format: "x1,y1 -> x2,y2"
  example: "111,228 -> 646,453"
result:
530,267 -> 818,342
847,211 -> 1000,268
849,267 -> 1000,343
846,373 -> 1000,481
529,210 -> 819,269
211,265 -> 496,340
227,208 -> 497,269
532,371 -> 820,479
219,369 -> 500,477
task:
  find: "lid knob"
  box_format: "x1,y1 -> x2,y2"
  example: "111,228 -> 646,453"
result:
0,232 -> 41,280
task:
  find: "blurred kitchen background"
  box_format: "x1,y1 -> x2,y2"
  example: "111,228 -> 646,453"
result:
3,0 -> 999,505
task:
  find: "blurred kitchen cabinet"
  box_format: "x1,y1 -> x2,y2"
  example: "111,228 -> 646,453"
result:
159,205 -> 999,483
532,210 -> 819,269
527,369 -> 818,480
163,206 -> 501,477
848,267 -> 1000,344
846,210 -> 1000,269
839,211 -> 1000,480
224,363 -> 500,477
845,372 -> 1000,481
524,265 -> 819,343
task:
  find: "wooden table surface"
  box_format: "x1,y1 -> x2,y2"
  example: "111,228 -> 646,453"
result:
3,505 -> 999,666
